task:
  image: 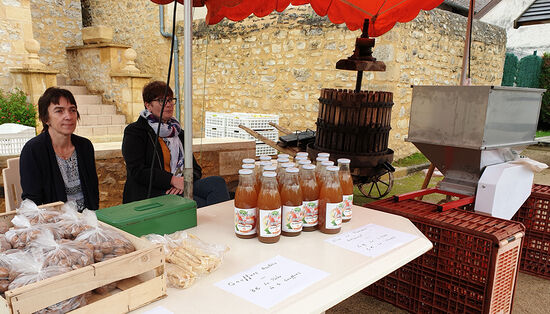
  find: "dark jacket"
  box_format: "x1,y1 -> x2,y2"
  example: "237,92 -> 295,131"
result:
122,116 -> 202,203
20,131 -> 100,210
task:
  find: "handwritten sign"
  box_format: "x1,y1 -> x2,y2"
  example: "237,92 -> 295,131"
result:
325,224 -> 418,257
214,255 -> 329,309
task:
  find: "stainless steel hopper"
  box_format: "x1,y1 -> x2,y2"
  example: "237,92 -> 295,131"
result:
407,85 -> 545,196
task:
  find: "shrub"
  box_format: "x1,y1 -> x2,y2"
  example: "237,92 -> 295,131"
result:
0,89 -> 36,127
516,52 -> 542,88
539,53 -> 550,130
501,52 -> 518,86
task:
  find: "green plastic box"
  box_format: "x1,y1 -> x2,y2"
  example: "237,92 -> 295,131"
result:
96,195 -> 197,237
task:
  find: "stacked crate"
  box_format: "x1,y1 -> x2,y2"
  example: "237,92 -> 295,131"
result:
366,198 -> 524,313
204,112 -> 279,156
0,123 -> 35,156
512,184 -> 550,279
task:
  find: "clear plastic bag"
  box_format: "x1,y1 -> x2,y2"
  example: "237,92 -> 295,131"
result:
6,216 -> 44,249
74,212 -> 135,263
74,212 -> 135,295
143,231 -> 229,289
16,199 -> 61,225
30,230 -> 94,270
0,234 -> 12,252
7,251 -> 87,312
56,203 -> 94,239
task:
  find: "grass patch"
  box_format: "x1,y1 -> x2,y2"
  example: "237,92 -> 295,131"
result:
536,130 -> 550,138
354,171 -> 444,206
392,152 -> 428,167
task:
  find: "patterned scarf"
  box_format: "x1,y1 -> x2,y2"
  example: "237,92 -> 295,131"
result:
140,109 -> 184,176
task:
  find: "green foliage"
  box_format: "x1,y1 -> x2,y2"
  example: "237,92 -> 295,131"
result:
516,53 -> 542,88
0,89 -> 37,127
536,130 -> 550,138
392,152 -> 428,167
502,53 -> 518,86
539,53 -> 550,129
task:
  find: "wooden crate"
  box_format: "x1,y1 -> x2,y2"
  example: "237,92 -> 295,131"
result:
0,202 -> 166,314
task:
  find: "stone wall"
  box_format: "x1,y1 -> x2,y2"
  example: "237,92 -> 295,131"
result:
184,6 -> 506,159
29,0 -> 82,81
81,0 -> 172,82
0,0 -> 34,91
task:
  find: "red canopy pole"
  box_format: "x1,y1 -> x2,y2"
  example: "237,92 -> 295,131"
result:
460,0 -> 475,85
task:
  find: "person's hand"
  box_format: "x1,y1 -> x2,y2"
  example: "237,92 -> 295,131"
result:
170,176 -> 184,190
166,187 -> 183,195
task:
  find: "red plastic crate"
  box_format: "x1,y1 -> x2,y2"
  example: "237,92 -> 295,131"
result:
512,184 -> 550,279
365,198 -> 524,314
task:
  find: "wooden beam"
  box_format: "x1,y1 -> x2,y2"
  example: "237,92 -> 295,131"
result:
268,122 -> 292,135
238,125 -> 298,156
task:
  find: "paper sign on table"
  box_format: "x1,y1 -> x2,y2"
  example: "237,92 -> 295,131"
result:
214,255 -> 329,309
326,223 -> 418,257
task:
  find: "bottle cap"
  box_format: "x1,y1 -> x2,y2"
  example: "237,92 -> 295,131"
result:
316,156 -> 329,162
239,169 -> 253,175
277,158 -> 290,163
259,156 -> 272,161
242,158 -> 255,164
263,171 -> 277,177
286,167 -> 299,173
321,161 -> 334,166
318,152 -> 330,158
259,161 -> 271,167
242,164 -> 255,169
327,166 -> 339,172
337,158 -> 351,164
298,159 -> 311,165
281,162 -> 294,168
263,165 -> 277,171
278,154 -> 290,159
296,152 -> 309,157
294,156 -> 306,161
302,164 -> 315,170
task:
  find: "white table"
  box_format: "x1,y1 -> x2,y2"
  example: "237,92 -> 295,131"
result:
136,201 -> 432,314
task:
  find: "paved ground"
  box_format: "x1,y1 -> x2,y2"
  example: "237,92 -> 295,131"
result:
327,145 -> 550,314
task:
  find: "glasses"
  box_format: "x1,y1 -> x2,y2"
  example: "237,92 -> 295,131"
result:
152,97 -> 177,104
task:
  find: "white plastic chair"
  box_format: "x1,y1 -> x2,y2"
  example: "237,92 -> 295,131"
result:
2,157 -> 21,212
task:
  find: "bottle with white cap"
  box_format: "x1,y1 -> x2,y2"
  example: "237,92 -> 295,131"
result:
294,155 -> 307,163
296,152 -> 309,158
281,167 -> 304,237
242,158 -> 255,165
242,164 -> 259,192
277,162 -> 294,190
318,160 -> 335,187
297,159 -> 312,169
317,152 -> 330,159
259,155 -> 272,162
337,158 -> 353,222
277,153 -> 290,160
257,171 -> 281,243
318,166 -> 343,234
300,164 -> 319,231
234,169 -> 258,239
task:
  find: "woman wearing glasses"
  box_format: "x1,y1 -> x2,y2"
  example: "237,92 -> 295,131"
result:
122,81 -> 229,207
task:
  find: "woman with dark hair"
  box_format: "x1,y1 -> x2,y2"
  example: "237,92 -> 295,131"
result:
122,81 -> 229,207
19,87 -> 99,211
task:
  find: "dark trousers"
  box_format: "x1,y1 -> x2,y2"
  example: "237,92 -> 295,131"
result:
193,176 -> 230,208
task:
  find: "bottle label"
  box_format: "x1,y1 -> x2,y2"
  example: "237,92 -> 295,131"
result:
342,194 -> 353,220
325,202 -> 343,229
234,207 -> 256,235
302,200 -> 319,227
259,208 -> 281,237
282,205 -> 304,232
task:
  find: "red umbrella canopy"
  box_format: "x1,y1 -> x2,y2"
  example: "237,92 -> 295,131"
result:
151,0 -> 444,37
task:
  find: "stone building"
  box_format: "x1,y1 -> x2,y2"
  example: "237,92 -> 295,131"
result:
0,1 -> 506,159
